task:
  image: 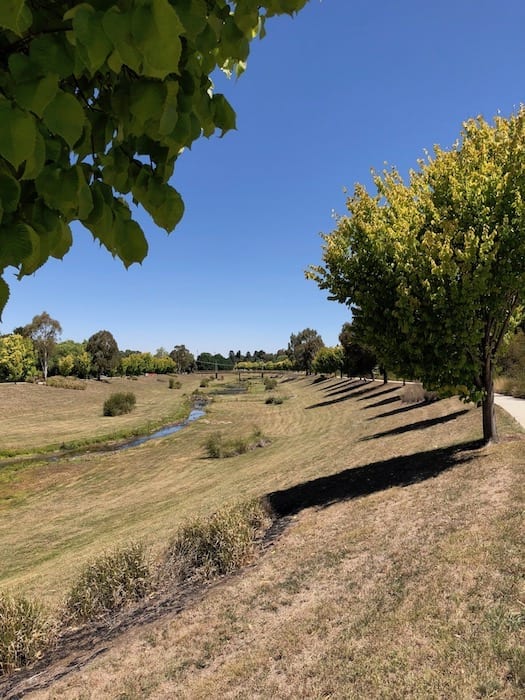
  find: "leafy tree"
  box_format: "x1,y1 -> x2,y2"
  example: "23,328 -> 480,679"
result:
169,344 -> 195,373
288,328 -> 324,374
308,111 -> 525,443
20,311 -> 62,381
338,322 -> 377,380
74,350 -> 91,378
119,351 -> 151,376
0,0 -> 308,315
497,328 -> 525,379
53,339 -> 86,375
312,346 -> 343,376
57,353 -> 75,377
0,333 -> 36,381
86,329 -> 119,379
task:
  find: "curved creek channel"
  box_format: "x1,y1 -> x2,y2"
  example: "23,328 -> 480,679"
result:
0,401 -> 209,468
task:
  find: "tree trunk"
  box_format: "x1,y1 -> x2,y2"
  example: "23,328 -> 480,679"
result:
481,357 -> 498,444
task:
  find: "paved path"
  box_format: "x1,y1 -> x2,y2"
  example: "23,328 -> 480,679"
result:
494,393 -> 525,430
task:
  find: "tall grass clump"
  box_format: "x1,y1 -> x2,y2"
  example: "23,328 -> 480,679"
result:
103,391 -> 137,416
169,378 -> 182,389
64,543 -> 151,623
401,384 -> 438,404
263,377 -> 278,391
46,376 -> 87,390
0,592 -> 53,675
164,499 -> 273,582
203,427 -> 267,458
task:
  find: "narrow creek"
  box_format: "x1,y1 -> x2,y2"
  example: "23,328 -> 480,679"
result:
0,401 -> 208,467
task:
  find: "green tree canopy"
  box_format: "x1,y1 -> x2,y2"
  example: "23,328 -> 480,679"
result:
19,310 -> 62,381
338,322 -> 377,380
308,111 -> 525,443
0,333 -> 36,381
0,0 -> 308,315
312,345 -> 343,376
288,328 -> 324,374
86,329 -> 119,379
169,344 -> 195,373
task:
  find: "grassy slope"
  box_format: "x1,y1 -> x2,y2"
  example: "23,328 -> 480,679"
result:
1,374 -> 524,698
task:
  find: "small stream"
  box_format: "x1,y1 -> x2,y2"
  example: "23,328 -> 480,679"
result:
112,407 -> 206,451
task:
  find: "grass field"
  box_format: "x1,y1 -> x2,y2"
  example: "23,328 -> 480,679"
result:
1,373 -> 524,698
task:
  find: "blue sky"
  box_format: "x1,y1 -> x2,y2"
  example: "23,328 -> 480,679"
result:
2,0 -> 525,355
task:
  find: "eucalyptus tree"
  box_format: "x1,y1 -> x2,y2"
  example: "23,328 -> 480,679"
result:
308,111 -> 525,443
86,329 -> 119,379
288,328 -> 324,374
21,311 -> 62,381
0,0 -> 308,315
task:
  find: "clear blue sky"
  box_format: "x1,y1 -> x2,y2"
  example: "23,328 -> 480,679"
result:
2,0 -> 525,356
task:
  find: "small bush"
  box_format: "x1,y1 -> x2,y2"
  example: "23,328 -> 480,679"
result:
46,376 -> 86,390
265,395 -> 283,405
199,378 -> 210,388
169,378 -> 182,389
64,542 -> 151,623
0,592 -> 53,675
263,377 -> 278,391
164,499 -> 273,582
203,427 -> 268,458
103,391 -> 136,416
400,384 -> 438,404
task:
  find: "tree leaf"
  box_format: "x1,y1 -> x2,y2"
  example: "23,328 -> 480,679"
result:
0,101 -> 37,169
42,91 -> 85,148
212,94 -> 237,135
131,0 -> 183,79
0,277 -> 9,320
14,73 -> 58,117
0,0 -> 31,36
0,171 -> 21,213
0,222 -> 33,268
67,4 -> 112,73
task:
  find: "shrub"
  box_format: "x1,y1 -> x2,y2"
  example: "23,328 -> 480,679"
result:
103,391 -> 136,416
265,395 -> 283,405
199,378 -> 210,388
400,384 -> 438,404
164,499 -> 273,582
64,542 -> 151,623
0,592 -> 53,675
263,377 -> 278,391
46,376 -> 86,390
169,378 -> 181,389
203,427 -> 268,458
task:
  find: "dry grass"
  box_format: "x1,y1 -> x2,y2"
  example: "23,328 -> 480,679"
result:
0,374 -> 195,455
0,375 -> 524,698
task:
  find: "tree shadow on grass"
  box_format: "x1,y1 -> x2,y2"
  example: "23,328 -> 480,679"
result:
364,395 -> 401,409
360,409 -> 470,441
267,439 -> 482,517
306,381 -> 399,410
356,385 -> 399,401
323,379 -> 363,396
368,401 -> 431,420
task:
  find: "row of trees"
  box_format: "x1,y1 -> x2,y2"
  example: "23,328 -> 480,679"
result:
308,111 -> 525,443
0,313 -> 343,380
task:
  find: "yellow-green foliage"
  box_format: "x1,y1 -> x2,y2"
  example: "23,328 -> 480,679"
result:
0,334 -> 36,382
0,592 -> 52,675
64,543 -> 151,623
46,376 -> 87,390
164,499 -> 273,581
